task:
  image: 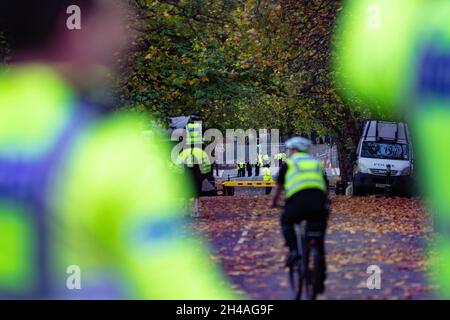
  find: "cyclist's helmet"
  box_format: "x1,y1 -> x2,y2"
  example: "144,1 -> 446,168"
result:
285,137 -> 312,152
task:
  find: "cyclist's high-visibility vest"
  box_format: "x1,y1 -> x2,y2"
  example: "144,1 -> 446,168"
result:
262,167 -> 272,181
186,122 -> 203,145
284,152 -> 326,199
177,147 -> 211,174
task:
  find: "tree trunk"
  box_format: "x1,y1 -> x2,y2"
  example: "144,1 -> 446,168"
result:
336,141 -> 353,182
335,113 -> 363,182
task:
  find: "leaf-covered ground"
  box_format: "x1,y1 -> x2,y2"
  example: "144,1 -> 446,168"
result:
185,193 -> 435,299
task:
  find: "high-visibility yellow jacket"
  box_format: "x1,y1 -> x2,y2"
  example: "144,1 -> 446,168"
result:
274,153 -> 287,160
186,122 -> 203,145
0,65 -> 234,299
284,152 -> 326,199
177,147 -> 211,174
262,167 -> 272,181
257,155 -> 263,166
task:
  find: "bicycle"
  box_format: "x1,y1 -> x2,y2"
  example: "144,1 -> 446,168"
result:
288,220 -> 325,300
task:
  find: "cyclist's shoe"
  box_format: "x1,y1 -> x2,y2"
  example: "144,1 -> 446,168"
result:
285,250 -> 299,267
316,273 -> 327,294
316,282 -> 325,294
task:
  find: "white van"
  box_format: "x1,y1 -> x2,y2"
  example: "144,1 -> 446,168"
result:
352,121 -> 413,196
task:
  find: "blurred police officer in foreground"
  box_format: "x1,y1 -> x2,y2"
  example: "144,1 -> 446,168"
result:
0,0 -> 235,299
335,0 -> 450,298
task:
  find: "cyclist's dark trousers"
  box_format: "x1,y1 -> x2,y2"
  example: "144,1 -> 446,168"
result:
281,189 -> 328,278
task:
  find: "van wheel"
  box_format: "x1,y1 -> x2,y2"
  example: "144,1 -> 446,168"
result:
352,179 -> 363,196
396,186 -> 412,198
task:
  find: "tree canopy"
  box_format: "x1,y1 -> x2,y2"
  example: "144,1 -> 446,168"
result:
0,0 -> 373,179
117,0 -> 372,178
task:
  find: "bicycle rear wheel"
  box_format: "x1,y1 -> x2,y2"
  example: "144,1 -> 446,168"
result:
306,245 -> 321,300
289,260 -> 303,300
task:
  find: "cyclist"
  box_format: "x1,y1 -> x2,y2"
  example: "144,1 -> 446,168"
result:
271,137 -> 328,293
0,0 -> 235,299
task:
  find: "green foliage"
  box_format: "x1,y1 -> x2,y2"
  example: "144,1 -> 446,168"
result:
116,0 -> 371,178
118,0 -> 267,129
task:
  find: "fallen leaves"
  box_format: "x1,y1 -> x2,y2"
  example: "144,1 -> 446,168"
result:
182,194 -> 433,299
330,195 -> 432,235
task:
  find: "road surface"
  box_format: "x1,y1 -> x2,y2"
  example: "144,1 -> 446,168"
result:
186,192 -> 434,299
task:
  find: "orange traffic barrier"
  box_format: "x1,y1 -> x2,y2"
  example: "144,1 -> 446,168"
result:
222,180 -> 276,188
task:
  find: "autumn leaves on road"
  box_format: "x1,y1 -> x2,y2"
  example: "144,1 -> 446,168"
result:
186,195 -> 434,299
